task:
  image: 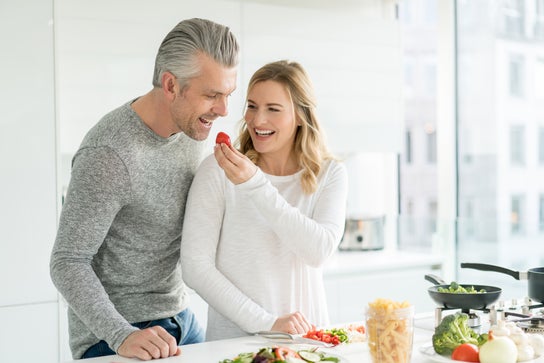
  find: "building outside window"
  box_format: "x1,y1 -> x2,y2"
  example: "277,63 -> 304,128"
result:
405,129 -> 413,164
539,194 -> 544,231
535,0 -> 544,39
511,195 -> 525,234
535,58 -> 544,100
539,126 -> 544,164
501,0 -> 525,37
457,0 -> 543,298
399,2 -> 544,298
510,125 -> 525,165
398,0 -> 438,251
426,127 -> 437,164
509,55 -> 525,98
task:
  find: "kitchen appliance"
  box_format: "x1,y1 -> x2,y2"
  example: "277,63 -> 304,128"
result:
423,268 -> 544,332
431,295 -> 544,332
339,215 -> 385,251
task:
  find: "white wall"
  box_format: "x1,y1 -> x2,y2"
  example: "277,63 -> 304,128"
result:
0,1 -> 402,362
0,0 -> 59,361
56,0 -> 402,158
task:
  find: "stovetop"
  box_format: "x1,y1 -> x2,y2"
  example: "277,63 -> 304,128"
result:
433,297 -> 544,334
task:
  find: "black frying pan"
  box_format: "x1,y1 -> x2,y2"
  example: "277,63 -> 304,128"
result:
425,274 -> 502,310
461,262 -> 544,303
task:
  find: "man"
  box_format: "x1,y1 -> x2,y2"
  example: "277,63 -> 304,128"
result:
50,18 -> 239,360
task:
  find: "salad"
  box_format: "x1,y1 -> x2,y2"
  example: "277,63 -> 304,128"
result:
219,346 -> 340,363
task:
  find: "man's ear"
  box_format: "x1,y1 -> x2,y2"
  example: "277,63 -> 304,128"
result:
161,72 -> 178,100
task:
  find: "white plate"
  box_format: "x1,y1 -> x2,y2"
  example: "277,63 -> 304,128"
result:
419,342 -> 544,363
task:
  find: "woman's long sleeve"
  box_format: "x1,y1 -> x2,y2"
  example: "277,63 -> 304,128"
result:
237,162 -> 348,267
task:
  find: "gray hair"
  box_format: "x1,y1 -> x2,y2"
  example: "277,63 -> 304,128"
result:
152,18 -> 239,88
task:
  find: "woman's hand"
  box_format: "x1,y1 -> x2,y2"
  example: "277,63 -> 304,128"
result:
270,312 -> 314,335
214,143 -> 257,185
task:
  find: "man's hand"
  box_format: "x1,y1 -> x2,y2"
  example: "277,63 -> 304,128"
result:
271,312 -> 314,335
117,326 -> 181,360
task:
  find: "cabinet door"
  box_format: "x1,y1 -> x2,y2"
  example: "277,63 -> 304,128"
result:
0,302 -> 59,363
325,267 -> 439,324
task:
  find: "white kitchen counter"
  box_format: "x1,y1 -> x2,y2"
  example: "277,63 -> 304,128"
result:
62,313 -> 439,363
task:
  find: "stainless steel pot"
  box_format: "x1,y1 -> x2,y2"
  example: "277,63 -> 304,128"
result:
339,215 -> 385,251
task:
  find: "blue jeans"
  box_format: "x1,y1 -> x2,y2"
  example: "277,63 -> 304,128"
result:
81,308 -> 205,359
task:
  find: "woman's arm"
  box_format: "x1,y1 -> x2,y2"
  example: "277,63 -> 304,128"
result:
237,161 -> 348,267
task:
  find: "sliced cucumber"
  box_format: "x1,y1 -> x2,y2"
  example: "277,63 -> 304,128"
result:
298,351 -> 322,362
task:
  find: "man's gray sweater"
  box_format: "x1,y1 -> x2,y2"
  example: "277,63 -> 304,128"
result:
50,101 -> 204,358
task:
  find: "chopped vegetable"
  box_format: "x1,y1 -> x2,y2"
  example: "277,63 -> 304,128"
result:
432,312 -> 482,355
219,347 -> 339,363
437,281 -> 486,293
303,328 -> 347,346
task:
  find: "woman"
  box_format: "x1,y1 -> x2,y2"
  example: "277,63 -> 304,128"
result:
181,60 -> 348,341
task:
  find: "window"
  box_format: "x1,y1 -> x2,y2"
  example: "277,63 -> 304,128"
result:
398,0 -> 438,251
457,1 -> 542,298
535,0 -> 544,39
535,58 -> 544,100
510,125 -> 525,165
539,127 -> 544,164
426,126 -> 437,164
461,199 -> 475,238
424,63 -> 437,96
428,199 -> 437,233
511,195 -> 525,234
423,0 -> 437,25
398,0 -> 412,25
501,0 -> 525,37
403,61 -> 415,98
509,55 -> 525,97
539,194 -> 544,231
405,129 -> 412,164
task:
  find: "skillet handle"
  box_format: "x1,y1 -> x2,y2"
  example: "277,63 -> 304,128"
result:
460,262 -> 522,280
425,274 -> 446,285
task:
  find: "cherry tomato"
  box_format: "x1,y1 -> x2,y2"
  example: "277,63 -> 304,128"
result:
215,132 -> 231,146
451,343 -> 480,362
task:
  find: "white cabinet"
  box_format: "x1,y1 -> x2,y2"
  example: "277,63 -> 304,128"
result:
0,302 -> 59,362
0,1 -> 59,362
323,251 -> 443,324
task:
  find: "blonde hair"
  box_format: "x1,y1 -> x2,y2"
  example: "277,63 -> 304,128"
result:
237,60 -> 333,194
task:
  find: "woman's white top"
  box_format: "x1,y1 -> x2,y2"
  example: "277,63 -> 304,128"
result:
181,154 -> 348,341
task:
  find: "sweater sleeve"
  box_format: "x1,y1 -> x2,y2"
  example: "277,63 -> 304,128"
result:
237,161 -> 348,267
50,147 -> 138,353
181,156 -> 277,334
